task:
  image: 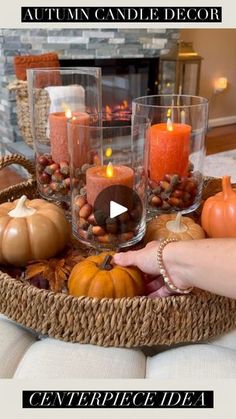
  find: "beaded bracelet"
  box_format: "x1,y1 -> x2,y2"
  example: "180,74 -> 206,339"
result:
157,238 -> 193,295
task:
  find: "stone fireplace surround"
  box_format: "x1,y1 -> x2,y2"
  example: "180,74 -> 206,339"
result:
0,28 -> 179,156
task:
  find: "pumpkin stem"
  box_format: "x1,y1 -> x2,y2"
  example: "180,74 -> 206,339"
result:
8,195 -> 36,218
222,176 -> 235,200
166,212 -> 188,233
99,255 -> 113,271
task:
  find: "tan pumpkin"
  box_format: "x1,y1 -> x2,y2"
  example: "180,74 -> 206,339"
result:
145,212 -> 205,243
0,195 -> 69,266
201,176 -> 236,237
68,252 -> 144,299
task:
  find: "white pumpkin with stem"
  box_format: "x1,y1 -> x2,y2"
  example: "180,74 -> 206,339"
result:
145,212 -> 205,244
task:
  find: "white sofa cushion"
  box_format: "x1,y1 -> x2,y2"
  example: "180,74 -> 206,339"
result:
209,329 -> 236,351
0,316 -> 36,378
14,338 -> 146,379
146,343 -> 236,379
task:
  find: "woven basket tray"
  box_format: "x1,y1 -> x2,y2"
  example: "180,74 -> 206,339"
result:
0,155 -> 236,348
8,80 -> 50,147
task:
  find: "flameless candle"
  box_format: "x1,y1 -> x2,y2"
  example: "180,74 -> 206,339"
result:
49,111 -> 89,164
86,162 -> 134,206
148,118 -> 191,182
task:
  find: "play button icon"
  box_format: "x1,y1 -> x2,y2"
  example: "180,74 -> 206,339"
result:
110,200 -> 128,219
93,185 -> 143,236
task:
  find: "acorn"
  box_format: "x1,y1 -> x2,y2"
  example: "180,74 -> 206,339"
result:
78,228 -> 88,240
184,180 -> 197,194
42,185 -> 53,196
77,218 -> 90,230
60,161 -> 69,176
74,196 -> 87,212
92,226 -> 106,236
51,170 -> 64,183
149,195 -> 162,207
49,182 -> 62,192
153,186 -> 162,195
106,218 -> 118,234
148,179 -> 158,189
80,187 -> 87,196
119,232 -> 134,241
171,189 -> 184,199
45,163 -> 60,175
168,197 -> 182,207
38,172 -> 51,185
62,178 -> 71,189
97,234 -> 115,244
161,201 -> 171,210
79,204 -> 92,219
37,155 -> 50,167
87,213 -> 96,226
94,209 -> 107,226
160,180 -> 170,191
183,192 -> 192,202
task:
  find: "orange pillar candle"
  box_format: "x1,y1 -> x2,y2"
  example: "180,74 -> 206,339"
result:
49,111 -> 89,164
148,118 -> 191,182
86,163 -> 134,206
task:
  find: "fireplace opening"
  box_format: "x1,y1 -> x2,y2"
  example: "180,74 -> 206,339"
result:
60,57 -> 159,121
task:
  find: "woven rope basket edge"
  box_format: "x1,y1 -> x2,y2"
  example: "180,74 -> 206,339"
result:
0,155 -> 236,347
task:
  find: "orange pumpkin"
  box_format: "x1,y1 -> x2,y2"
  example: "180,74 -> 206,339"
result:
145,212 -> 205,244
68,252 -> 144,298
201,176 -> 236,238
0,195 -> 69,266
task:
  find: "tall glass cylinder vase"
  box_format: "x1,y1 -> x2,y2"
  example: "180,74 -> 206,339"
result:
68,114 -> 148,250
27,67 -> 102,205
132,95 -> 208,216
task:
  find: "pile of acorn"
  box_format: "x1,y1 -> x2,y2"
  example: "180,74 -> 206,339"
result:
36,153 -> 100,199
148,163 -> 199,211
36,154 -> 71,197
73,195 -> 142,245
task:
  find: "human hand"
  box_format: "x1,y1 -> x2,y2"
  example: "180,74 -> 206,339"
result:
113,241 -> 173,297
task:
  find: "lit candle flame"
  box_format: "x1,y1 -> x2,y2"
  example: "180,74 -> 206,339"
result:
105,147 -> 113,158
106,162 -> 114,178
62,102 -> 72,118
167,117 -> 174,132
65,109 -> 72,118
166,108 -> 172,118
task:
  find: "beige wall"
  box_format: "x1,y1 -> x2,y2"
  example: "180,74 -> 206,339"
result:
180,29 -> 236,120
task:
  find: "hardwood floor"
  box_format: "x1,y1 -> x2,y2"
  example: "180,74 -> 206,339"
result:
0,124 -> 235,190
206,124 -> 236,155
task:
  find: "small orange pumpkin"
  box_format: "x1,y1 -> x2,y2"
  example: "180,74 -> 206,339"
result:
201,176 -> 236,237
145,212 -> 205,243
68,252 -> 144,299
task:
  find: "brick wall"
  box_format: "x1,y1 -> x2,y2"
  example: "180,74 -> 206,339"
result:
0,28 -> 179,151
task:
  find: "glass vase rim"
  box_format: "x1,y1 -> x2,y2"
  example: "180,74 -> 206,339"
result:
133,94 -> 209,108
67,113 -> 132,130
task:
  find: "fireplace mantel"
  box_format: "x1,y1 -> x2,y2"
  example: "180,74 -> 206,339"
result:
0,28 -> 179,154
